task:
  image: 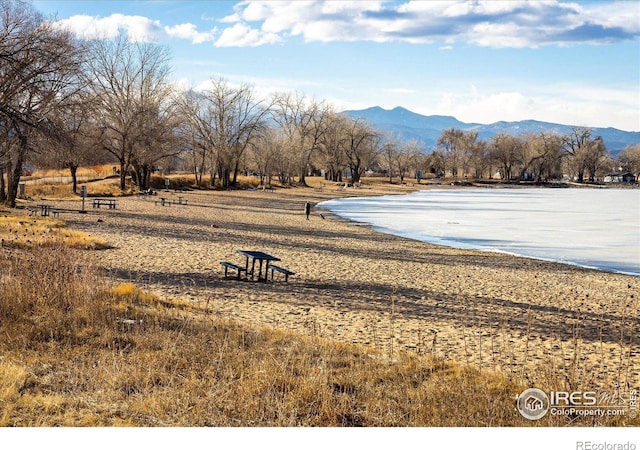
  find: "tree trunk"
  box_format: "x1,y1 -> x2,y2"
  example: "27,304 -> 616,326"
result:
7,155 -> 24,208
69,164 -> 79,194
0,167 -> 6,203
350,162 -> 362,184
119,163 -> 127,190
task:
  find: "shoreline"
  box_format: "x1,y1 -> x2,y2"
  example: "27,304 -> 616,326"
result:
43,180 -> 639,390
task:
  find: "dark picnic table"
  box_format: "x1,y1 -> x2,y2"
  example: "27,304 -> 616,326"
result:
237,250 -> 281,282
92,198 -> 117,209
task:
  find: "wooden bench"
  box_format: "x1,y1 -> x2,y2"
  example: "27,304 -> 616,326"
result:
28,205 -> 60,218
220,261 -> 247,280
269,264 -> 295,282
155,197 -> 171,206
92,198 -> 117,209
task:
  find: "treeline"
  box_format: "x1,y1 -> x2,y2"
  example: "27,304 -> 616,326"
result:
1,1 -> 639,207
430,127 -> 640,183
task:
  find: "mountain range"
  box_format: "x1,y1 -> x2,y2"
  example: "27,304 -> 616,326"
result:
342,106 -> 640,156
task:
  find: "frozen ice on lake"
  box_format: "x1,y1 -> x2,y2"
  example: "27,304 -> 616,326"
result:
320,188 -> 640,276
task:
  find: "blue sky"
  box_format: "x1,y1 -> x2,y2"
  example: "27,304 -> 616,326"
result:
32,1 -> 640,131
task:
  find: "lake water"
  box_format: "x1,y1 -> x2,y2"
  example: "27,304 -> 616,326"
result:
319,188 -> 640,276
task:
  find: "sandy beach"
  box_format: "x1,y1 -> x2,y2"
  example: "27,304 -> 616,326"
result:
52,181 -> 639,390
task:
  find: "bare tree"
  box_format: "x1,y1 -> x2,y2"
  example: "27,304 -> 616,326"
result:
524,132 -> 564,182
34,93 -> 101,194
317,112 -> 348,182
344,117 -> 379,184
129,97 -> 182,190
85,35 -> 172,191
396,139 -> 422,184
250,127 -> 285,187
424,150 -> 446,178
175,88 -> 216,187
562,127 -> 607,182
177,79 -> 270,189
617,144 -> 640,180
489,133 -> 524,180
272,92 -> 328,186
195,79 -> 270,188
0,0 -> 84,206
437,128 -> 466,178
380,133 -> 401,183
469,139 -> 490,179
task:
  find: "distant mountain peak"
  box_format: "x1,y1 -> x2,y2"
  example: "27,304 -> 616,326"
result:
342,106 -> 639,155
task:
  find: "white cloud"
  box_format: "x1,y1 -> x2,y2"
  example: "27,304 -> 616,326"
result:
217,0 -> 640,48
52,14 -> 217,44
53,14 -> 164,42
164,23 -> 217,44
214,23 -> 281,47
51,2 -> 640,49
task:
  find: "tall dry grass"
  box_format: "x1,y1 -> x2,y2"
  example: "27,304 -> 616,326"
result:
1,244 -> 637,427
0,213 -> 110,249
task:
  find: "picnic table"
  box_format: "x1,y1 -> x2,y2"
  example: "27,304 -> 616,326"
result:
237,250 -> 281,282
92,198 -> 117,209
29,204 -> 60,217
37,204 -> 51,217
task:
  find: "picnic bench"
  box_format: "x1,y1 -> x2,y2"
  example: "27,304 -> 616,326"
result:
92,198 -> 117,209
220,261 -> 247,280
155,197 -> 171,206
29,204 -> 59,217
269,264 -> 295,282
220,250 -> 294,283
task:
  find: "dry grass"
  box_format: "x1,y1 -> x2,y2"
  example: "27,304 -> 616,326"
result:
1,245 -> 637,427
0,213 -> 110,250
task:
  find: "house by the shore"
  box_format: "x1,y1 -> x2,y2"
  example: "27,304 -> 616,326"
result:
603,172 -> 636,183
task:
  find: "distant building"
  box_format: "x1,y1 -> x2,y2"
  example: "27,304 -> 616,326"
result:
603,172 -> 636,183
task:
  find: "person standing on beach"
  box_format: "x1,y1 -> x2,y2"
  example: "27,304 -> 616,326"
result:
304,202 -> 311,220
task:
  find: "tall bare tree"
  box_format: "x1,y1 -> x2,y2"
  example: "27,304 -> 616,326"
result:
272,92 -> 328,186
250,127 -> 286,188
317,112 -> 348,182
344,117 -> 379,184
424,150 -> 446,178
35,93 -> 100,194
175,88 -> 216,186
129,97 -> 182,190
489,133 -> 524,180
396,139 -> 422,184
522,132 -> 564,182
0,0 -> 84,206
437,128 -> 466,177
85,35 -> 172,190
562,127 -> 607,182
189,79 -> 270,188
380,133 -> 401,183
469,139 -> 490,179
617,144 -> 640,180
